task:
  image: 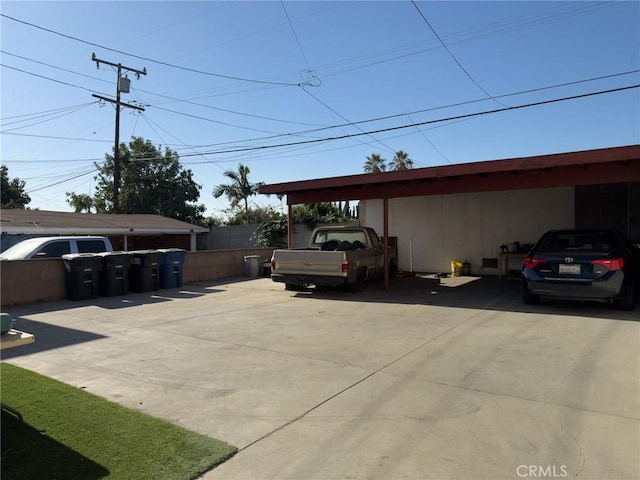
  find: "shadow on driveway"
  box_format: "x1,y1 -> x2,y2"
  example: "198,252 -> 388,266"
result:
0,317 -> 106,359
289,274 -> 639,322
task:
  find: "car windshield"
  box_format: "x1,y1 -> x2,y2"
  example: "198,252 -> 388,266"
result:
537,232 -> 615,253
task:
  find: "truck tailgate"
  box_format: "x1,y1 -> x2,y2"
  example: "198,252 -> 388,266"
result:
272,250 -> 346,276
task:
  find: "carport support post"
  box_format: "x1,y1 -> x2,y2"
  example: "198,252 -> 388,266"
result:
384,197 -> 389,290
287,202 -> 294,249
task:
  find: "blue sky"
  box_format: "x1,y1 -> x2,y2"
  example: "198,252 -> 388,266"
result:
1,1 -> 639,218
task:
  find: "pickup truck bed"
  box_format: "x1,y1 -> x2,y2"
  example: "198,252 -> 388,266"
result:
270,226 -> 395,292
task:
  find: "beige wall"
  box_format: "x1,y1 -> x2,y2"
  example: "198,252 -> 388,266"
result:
361,187 -> 574,274
0,248 -> 273,307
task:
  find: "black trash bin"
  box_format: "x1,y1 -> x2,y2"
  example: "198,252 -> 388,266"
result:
129,250 -> 164,293
62,253 -> 103,301
98,252 -> 132,296
157,249 -> 187,289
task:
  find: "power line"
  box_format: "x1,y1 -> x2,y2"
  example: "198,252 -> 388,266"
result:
26,165 -> 100,194
175,84 -> 639,157
302,87 -> 399,156
59,84 -> 637,163
314,3 -> 611,82
0,103 -> 95,133
280,1 -> 313,73
148,104 -> 288,135
0,13 -> 311,87
410,0 -> 507,107
10,83 -> 635,180
167,69 -> 640,151
278,2 -> 405,157
0,63 -> 108,95
134,87 -> 327,127
1,48 -> 325,128
0,102 -> 95,123
1,49 -> 111,85
2,64 -> 637,154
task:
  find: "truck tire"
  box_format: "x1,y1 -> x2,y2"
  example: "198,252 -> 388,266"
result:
348,268 -> 367,293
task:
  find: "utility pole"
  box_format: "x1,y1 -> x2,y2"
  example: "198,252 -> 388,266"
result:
91,53 -> 147,213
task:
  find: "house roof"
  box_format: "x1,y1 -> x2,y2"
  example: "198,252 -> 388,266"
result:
260,144 -> 640,204
0,210 -> 209,235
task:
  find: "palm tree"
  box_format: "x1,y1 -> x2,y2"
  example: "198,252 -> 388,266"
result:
363,153 -> 387,173
213,164 -> 263,223
390,150 -> 414,171
66,192 -> 94,213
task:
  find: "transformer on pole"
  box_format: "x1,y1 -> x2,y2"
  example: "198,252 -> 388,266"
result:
91,53 -> 147,213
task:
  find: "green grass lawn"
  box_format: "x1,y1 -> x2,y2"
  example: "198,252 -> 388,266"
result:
1,363 -> 237,480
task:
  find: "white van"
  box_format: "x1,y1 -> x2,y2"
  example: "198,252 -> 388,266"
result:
0,236 -> 113,260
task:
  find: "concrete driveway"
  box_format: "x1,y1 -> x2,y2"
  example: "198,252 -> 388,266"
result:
2,275 -> 638,480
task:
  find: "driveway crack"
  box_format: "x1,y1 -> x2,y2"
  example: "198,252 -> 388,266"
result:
237,315 -> 473,453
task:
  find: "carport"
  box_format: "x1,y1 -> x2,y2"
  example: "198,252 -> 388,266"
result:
260,144 -> 640,289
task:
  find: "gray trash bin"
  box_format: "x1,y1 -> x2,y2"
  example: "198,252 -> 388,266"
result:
243,255 -> 261,278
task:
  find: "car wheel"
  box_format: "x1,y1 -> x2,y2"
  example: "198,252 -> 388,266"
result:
615,282 -> 635,311
522,284 -> 540,305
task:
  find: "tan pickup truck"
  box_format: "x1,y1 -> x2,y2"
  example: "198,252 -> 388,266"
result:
270,226 -> 396,292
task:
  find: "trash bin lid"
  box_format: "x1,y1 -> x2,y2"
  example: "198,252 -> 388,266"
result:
96,251 -> 132,266
156,248 -> 187,264
62,253 -> 103,270
129,249 -> 164,257
62,253 -> 101,261
129,249 -> 165,265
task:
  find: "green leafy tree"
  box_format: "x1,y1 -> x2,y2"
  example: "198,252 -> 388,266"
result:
66,192 -> 94,213
363,153 -> 386,173
224,205 -> 281,226
251,214 -> 288,248
252,201 -> 359,247
91,136 -> 205,224
1,165 -> 31,209
292,202 -> 343,228
389,150 -> 414,170
213,164 -> 263,224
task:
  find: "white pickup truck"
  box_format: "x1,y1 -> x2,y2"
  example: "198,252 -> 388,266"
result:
270,226 -> 396,292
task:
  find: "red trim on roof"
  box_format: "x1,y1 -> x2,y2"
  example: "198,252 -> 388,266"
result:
259,145 -> 640,204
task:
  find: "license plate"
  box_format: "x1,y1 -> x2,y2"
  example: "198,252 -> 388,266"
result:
559,264 -> 580,274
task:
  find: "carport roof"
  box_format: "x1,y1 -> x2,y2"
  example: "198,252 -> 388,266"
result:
260,144 -> 640,204
0,210 -> 209,235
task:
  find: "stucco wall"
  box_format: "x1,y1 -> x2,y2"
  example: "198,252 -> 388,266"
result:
0,248 -> 273,307
207,225 -> 260,249
361,187 -> 574,274
0,258 -> 67,306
